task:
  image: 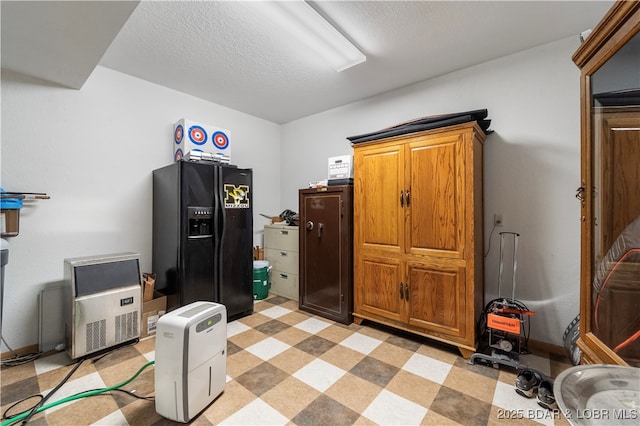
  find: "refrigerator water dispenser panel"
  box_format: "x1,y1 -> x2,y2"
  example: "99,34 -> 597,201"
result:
188,206 -> 213,237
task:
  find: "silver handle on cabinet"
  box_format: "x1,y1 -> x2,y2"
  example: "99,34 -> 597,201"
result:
280,230 -> 289,235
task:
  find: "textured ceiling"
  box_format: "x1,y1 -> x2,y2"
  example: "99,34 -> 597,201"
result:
2,1 -> 614,124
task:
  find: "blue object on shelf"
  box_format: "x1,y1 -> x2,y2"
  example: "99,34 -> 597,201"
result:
0,188 -> 23,210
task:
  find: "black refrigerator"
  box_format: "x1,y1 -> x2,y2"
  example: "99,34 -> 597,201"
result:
152,160 -> 253,321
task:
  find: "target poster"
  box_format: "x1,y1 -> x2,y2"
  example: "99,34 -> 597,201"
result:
173,119 -> 231,162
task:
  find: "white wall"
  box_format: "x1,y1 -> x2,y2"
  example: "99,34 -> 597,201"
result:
2,36 -> 585,351
1,66 -> 281,351
281,36 -> 583,347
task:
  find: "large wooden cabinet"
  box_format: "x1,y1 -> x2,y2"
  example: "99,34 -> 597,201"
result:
573,1 -> 640,366
353,122 -> 486,357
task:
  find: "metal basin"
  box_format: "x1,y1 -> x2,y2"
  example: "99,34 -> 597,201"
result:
554,365 -> 640,425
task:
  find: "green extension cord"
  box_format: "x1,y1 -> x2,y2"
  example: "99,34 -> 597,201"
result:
1,360 -> 155,426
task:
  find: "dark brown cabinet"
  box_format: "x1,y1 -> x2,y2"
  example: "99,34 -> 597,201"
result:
298,186 -> 353,324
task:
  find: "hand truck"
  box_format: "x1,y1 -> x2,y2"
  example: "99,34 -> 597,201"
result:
469,232 -> 536,370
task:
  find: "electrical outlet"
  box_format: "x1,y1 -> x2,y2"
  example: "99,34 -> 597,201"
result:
494,213 -> 503,227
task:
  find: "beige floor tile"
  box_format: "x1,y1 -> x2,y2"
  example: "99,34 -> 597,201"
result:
416,342 -> 460,365
36,360 -> 98,391
272,325 -> 312,346
422,410 -> 465,425
44,393 -> 121,425
316,323 -> 357,343
386,369 -> 441,408
269,347 -> 316,375
324,372 -> 383,414
357,324 -> 392,341
0,361 -> 36,386
261,376 -> 320,419
236,312 -> 271,328
227,328 -> 268,348
443,365 -> 498,404
201,380 -> 257,424
369,341 -> 415,368
225,350 -> 263,379
277,310 -> 313,326
319,343 -> 366,371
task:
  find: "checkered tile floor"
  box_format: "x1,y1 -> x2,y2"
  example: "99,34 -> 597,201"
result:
1,295 -> 573,425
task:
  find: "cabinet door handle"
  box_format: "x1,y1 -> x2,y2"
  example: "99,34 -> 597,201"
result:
280,230 -> 289,235
399,282 -> 404,300
400,191 -> 405,207
575,185 -> 586,207
406,189 -> 411,207
404,284 -> 409,301
280,273 -> 288,279
279,251 -> 288,257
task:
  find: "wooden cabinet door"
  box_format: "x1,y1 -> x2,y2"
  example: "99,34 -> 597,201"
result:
354,143 -> 405,255
405,133 -> 465,259
405,260 -> 467,340
355,255 -> 403,323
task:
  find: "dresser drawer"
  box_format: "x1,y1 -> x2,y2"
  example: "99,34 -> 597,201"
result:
270,271 -> 299,301
264,225 -> 299,252
265,248 -> 298,273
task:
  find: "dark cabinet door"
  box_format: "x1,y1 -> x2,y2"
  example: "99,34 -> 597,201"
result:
299,186 -> 353,324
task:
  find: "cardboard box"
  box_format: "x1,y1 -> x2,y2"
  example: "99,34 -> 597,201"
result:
253,246 -> 264,260
142,272 -> 156,302
270,216 -> 284,224
173,118 -> 231,162
141,291 -> 167,339
0,208 -> 20,237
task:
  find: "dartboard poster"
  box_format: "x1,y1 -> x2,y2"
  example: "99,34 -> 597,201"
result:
173,119 -> 231,162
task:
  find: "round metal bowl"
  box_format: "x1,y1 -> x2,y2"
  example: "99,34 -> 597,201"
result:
554,364 -> 640,425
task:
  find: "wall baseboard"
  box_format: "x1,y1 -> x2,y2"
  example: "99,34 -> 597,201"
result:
527,338 -> 568,359
1,344 -> 40,360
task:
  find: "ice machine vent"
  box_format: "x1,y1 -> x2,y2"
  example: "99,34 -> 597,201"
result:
86,319 -> 107,353
115,311 -> 139,343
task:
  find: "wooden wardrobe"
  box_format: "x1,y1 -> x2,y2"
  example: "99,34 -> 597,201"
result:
352,121 -> 486,358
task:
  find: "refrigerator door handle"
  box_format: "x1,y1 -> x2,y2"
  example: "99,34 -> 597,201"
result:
217,166 -> 227,247
188,234 -> 214,240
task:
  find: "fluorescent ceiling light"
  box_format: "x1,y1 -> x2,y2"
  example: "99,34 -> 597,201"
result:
260,0 -> 366,72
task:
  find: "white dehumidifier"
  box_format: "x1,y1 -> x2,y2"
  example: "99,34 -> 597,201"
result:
154,301 -> 227,423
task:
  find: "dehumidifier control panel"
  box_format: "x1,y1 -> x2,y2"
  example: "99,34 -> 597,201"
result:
195,313 -> 222,332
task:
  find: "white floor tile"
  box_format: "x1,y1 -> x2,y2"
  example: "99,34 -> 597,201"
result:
43,371 -> 107,413
492,380 -> 555,426
227,320 -> 251,337
245,337 -> 291,361
339,332 -> 382,355
91,409 -> 129,425
219,398 -> 288,425
362,389 -> 428,425
292,358 -> 346,392
401,352 -> 452,385
34,351 -> 73,375
294,317 -> 331,334
259,305 -> 293,319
